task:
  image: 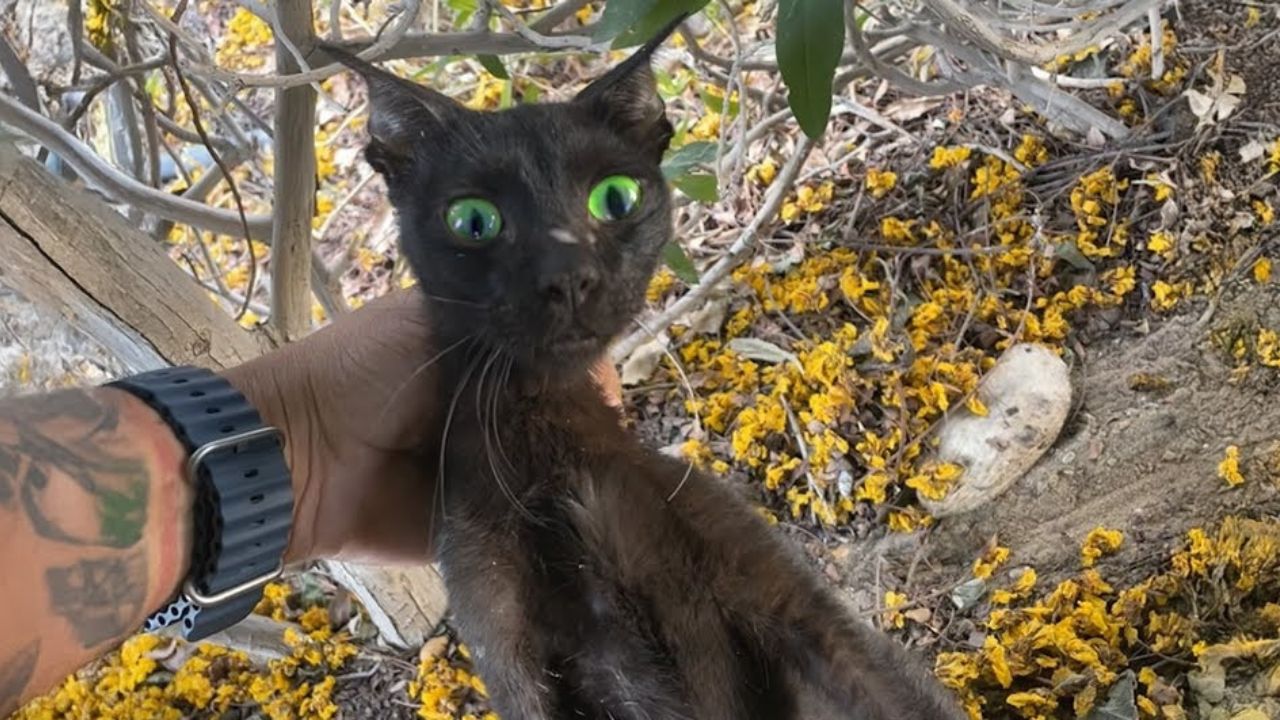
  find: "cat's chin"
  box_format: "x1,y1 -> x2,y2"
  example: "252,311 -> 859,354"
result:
517,336 -> 608,379
548,336 -> 606,366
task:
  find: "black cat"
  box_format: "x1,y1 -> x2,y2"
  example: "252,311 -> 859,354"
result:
328,25 -> 965,720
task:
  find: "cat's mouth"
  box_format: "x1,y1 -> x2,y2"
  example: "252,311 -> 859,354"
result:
551,335 -> 603,356
545,329 -> 607,363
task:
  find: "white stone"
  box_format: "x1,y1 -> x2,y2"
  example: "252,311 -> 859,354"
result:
921,343 -> 1072,517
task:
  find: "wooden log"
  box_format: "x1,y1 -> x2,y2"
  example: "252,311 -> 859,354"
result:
0,143 -> 446,650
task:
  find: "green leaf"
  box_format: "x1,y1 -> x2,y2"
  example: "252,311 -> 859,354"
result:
661,141 -> 717,179
410,56 -> 452,81
671,172 -> 718,202
654,67 -> 692,99
1054,241 -> 1095,272
612,0 -> 709,48
445,0 -> 478,26
593,0 -> 660,42
775,0 -> 844,139
662,242 -> 699,284
697,86 -> 740,117
477,54 -> 509,80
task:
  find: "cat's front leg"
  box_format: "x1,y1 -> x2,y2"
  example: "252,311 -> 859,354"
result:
437,516 -> 556,720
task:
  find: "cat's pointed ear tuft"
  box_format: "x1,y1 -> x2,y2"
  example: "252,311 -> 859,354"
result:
319,44 -> 461,176
573,15 -> 687,161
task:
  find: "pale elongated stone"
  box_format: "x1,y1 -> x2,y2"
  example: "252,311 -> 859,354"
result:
922,344 -> 1072,517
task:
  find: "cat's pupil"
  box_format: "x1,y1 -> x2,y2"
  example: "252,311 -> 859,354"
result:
606,186 -> 628,218
469,211 -> 485,238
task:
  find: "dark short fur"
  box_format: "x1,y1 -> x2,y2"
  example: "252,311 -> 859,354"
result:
331,30 -> 965,720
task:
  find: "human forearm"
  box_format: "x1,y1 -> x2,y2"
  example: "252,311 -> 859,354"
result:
0,388 -> 192,715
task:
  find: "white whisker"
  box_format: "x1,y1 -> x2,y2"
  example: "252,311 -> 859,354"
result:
479,348 -> 537,522
628,319 -> 701,503
435,345 -> 485,523
378,334 -> 473,425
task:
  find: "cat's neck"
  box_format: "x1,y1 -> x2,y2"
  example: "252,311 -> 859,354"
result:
436,340 -> 594,405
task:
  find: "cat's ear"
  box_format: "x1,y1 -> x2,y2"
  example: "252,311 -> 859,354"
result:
573,16 -> 686,160
321,45 -> 462,176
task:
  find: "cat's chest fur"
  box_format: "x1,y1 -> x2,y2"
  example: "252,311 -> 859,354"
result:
434,375 -> 771,718
430,370 -> 965,720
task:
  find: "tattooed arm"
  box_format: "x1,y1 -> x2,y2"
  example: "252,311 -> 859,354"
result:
0,290 -> 448,712
0,387 -> 191,715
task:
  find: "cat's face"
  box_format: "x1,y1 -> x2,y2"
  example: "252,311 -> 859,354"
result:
352,51 -> 674,374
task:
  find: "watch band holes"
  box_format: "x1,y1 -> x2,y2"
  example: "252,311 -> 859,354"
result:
244,469 -> 259,479
250,493 -> 264,504
190,390 -> 205,397
220,425 -> 235,433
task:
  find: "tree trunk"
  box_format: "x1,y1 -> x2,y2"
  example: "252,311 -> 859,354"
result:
0,143 -> 445,650
269,0 -> 317,341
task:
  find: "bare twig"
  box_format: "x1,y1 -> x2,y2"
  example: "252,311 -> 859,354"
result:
168,0 -> 259,321
921,0 -> 1162,65
529,0 -> 591,32
120,19 -> 163,188
328,0 -> 343,41
230,23 -> 598,87
0,91 -> 272,237
60,53 -> 168,129
109,85 -> 146,179
181,0 -> 486,90
1029,66 -> 1127,89
1148,6 -> 1164,81
235,0 -> 338,107
482,0 -> 598,50
847,6 -> 964,96
611,136 -> 817,361
270,0 -> 318,339
67,0 -> 84,84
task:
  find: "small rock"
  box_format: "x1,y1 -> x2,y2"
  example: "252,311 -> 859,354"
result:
903,607 -> 932,624
950,578 -> 986,611
419,635 -> 450,663
1188,664 -> 1227,704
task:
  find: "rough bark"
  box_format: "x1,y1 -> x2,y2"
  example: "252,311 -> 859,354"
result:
269,0 -> 317,341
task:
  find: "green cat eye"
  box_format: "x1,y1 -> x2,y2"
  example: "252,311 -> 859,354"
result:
588,175 -> 642,222
445,198 -> 503,244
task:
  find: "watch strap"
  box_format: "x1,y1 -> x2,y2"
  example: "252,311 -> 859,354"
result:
109,366 -> 293,640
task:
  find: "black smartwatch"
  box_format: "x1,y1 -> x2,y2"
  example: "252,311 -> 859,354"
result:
108,366 -> 293,640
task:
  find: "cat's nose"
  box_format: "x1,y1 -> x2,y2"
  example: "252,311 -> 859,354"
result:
538,265 -> 600,310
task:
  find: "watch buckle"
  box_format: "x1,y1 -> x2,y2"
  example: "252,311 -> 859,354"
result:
183,425 -> 287,608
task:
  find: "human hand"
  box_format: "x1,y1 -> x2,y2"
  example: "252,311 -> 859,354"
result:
223,289 -> 621,564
